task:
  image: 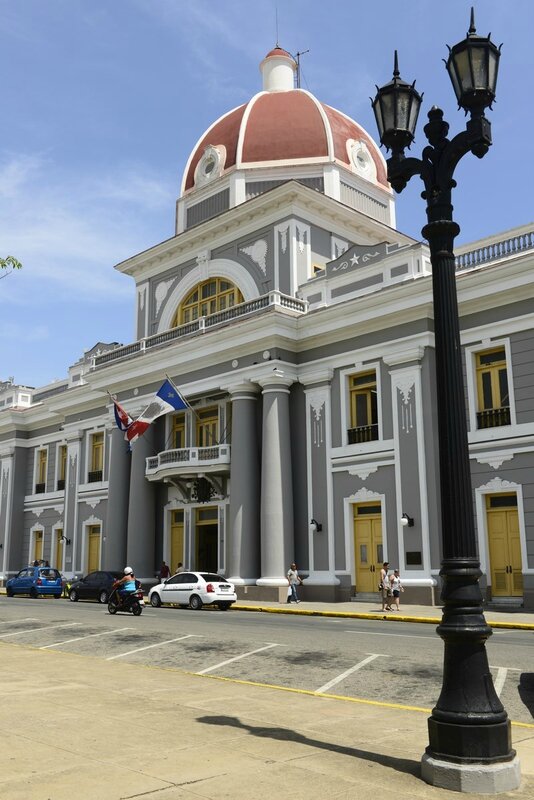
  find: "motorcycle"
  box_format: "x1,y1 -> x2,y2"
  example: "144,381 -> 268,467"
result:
108,582 -> 144,616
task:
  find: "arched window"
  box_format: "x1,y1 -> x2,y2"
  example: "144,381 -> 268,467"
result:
172,278 -> 244,326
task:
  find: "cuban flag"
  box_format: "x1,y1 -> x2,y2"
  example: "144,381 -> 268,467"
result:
113,399 -> 133,433
126,379 -> 189,444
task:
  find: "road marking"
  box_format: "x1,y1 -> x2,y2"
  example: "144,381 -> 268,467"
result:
0,618 -> 38,625
315,653 -> 383,694
41,627 -> 134,649
0,623 -> 81,638
106,634 -> 200,660
344,629 -> 437,641
196,643 -> 280,675
493,667 -> 508,697
489,665 -> 522,671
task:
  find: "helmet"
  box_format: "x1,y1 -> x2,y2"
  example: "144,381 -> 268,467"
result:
124,566 -> 133,575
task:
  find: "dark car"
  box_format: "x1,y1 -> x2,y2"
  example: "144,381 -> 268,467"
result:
6,566 -> 63,598
68,571 -> 124,604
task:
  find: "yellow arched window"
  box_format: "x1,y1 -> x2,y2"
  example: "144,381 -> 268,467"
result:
172,278 -> 244,327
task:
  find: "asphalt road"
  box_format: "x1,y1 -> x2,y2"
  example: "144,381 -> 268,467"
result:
1,595 -> 533,725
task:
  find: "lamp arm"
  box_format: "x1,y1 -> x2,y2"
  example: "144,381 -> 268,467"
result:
386,154 -> 423,193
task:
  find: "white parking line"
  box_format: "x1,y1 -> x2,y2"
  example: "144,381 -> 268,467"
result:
0,623 -> 81,638
315,653 -> 384,694
493,667 -> 508,697
0,618 -> 38,625
106,634 -> 200,660
41,627 -> 134,649
197,643 -> 280,675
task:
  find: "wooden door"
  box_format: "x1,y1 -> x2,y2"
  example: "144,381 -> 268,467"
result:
87,525 -> 101,573
33,531 -> 43,563
171,510 -> 184,574
487,494 -> 522,597
353,503 -> 382,593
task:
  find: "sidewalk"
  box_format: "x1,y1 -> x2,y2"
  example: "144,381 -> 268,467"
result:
231,599 -> 534,630
1,644 -> 533,800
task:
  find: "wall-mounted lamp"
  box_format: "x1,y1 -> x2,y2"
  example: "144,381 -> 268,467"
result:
310,518 -> 323,532
401,513 -> 414,528
0,543 -> 3,549
59,534 -> 71,545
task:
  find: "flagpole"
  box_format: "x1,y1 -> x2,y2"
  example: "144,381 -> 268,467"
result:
164,374 -> 220,447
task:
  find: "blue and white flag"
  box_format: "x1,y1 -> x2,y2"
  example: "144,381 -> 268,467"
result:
126,379 -> 188,443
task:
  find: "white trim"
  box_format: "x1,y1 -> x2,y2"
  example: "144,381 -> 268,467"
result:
464,337 -> 516,434
81,515 -> 103,575
236,92 -> 263,166
29,523 -> 45,565
343,489 -> 387,586
0,453 -> 14,578
54,441 -> 67,493
339,362 -> 383,448
32,444 -> 49,494
52,521 -> 65,572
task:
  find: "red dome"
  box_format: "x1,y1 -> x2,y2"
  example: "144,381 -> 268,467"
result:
182,89 -> 387,193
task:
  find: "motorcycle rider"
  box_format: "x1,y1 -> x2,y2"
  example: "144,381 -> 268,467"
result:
113,567 -> 137,608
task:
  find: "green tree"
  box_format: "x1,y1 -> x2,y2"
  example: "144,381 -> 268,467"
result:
0,256 -> 22,279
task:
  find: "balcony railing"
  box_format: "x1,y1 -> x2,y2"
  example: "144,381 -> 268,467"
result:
456,229 -> 534,271
146,445 -> 231,477
88,470 -> 103,483
347,424 -> 379,444
57,479 -> 65,491
476,407 -> 511,429
35,483 -> 46,494
92,292 -> 308,369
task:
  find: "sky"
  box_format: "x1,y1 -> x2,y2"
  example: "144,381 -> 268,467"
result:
1,0 -> 532,388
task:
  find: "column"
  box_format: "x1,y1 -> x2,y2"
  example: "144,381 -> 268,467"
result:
104,427 -> 131,570
126,433 -> 156,578
227,384 -> 260,584
257,372 -> 294,586
64,432 -> 82,575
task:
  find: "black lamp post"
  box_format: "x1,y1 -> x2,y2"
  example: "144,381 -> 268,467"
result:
372,9 -> 520,793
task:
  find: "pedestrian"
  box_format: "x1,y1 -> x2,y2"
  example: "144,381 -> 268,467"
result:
159,561 -> 171,582
379,561 -> 393,611
175,562 -> 184,574
286,562 -> 303,603
390,569 -> 404,611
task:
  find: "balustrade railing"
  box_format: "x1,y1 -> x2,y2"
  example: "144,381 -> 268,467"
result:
146,445 -> 231,474
476,407 -> 511,429
456,230 -> 534,271
347,424 -> 379,444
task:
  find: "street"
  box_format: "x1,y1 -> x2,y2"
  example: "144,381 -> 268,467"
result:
1,596 -> 533,726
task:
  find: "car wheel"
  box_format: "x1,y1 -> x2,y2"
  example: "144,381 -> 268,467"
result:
29,588 -> 38,599
54,594 -> 62,599
217,602 -> 231,610
108,601 -> 117,615
6,587 -> 14,597
150,593 -> 161,608
69,589 -> 78,602
98,590 -> 108,604
189,594 -> 203,611
132,602 -> 142,616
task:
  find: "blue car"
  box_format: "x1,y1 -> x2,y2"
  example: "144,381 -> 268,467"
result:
6,566 -> 63,598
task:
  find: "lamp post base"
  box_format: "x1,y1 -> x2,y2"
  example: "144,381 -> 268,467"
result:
421,752 -> 521,794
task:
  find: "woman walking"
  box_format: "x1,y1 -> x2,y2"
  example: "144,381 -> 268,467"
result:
390,569 -> 404,611
379,561 -> 392,611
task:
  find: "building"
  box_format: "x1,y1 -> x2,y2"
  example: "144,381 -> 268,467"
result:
1,48 -> 533,606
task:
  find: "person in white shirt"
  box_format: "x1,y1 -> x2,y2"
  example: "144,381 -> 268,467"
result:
286,563 -> 303,603
390,569 -> 404,611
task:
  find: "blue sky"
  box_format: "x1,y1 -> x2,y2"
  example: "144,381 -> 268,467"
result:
1,0 -> 532,387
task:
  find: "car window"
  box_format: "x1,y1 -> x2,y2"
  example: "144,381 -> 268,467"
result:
85,572 -> 99,583
181,573 -> 197,582
201,573 -> 228,582
17,568 -> 30,578
40,569 -> 60,579
165,575 -> 183,585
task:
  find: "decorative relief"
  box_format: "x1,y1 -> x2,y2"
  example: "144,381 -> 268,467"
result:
278,225 -> 289,254
308,392 -> 325,447
155,279 -> 175,315
32,508 -> 44,518
138,286 -> 146,312
85,499 -> 101,509
196,250 -> 210,280
351,487 -> 381,502
240,239 -> 267,274
477,476 -> 517,492
332,237 -> 348,259
348,466 -> 378,480
475,454 -> 514,471
396,378 -> 415,433
296,223 -> 308,254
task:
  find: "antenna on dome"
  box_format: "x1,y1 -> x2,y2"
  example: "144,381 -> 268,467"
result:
275,6 -> 279,47
294,49 -> 310,89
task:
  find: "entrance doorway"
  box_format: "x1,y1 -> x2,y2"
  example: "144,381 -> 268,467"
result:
353,503 -> 383,593
486,493 -> 522,598
170,510 -> 184,574
87,525 -> 101,573
195,507 -> 218,573
33,530 -> 43,564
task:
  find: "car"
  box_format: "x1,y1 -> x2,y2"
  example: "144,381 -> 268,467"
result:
6,566 -> 63,598
148,571 -> 237,610
68,570 -> 125,604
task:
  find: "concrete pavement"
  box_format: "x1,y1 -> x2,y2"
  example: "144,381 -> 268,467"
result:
1,642 -> 533,800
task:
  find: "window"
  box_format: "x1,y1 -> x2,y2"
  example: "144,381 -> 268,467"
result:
348,371 -> 378,443
173,413 -> 186,449
57,445 -> 67,490
35,449 -> 47,493
476,348 -> 510,428
172,278 -> 244,327
196,408 -> 218,447
88,432 -> 104,482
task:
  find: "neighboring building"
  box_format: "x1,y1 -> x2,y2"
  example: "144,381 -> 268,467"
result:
1,48 -> 533,606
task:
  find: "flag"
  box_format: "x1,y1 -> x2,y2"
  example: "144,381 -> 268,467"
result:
113,398 -> 133,433
126,379 -> 188,444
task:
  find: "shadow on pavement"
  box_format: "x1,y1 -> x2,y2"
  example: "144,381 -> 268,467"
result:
198,714 -> 421,778
518,673 -> 534,719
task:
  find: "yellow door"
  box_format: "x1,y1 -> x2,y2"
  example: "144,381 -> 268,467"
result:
487,494 -> 522,597
353,503 -> 383,593
87,525 -> 101,573
55,530 -> 64,569
33,531 -> 43,563
171,510 -> 184,573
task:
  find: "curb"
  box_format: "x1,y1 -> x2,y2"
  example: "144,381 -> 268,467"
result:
231,604 -> 534,630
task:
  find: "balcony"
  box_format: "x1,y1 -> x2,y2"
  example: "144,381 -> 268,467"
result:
476,407 -> 511,430
146,445 -> 231,481
57,479 -> 65,491
34,483 -> 46,494
348,424 -> 379,444
88,470 -> 103,483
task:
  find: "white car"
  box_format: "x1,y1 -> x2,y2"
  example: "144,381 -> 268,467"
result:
148,571 -> 237,611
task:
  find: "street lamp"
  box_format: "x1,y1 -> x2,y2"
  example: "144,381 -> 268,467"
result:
372,9 -> 520,794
